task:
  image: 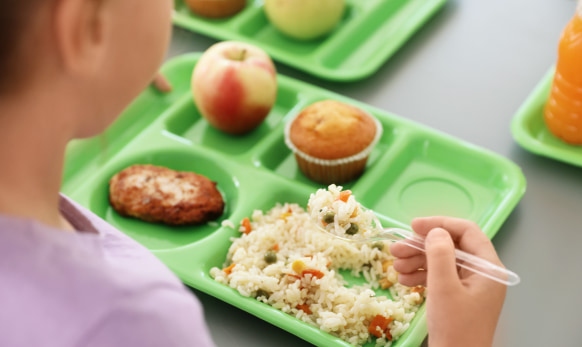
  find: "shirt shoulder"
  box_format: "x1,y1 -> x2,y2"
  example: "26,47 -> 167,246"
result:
0,196 -> 215,347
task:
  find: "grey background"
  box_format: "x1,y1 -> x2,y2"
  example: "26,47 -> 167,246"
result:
167,0 -> 582,346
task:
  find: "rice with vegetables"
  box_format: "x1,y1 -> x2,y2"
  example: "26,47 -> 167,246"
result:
308,184 -> 382,240
210,202 -> 425,346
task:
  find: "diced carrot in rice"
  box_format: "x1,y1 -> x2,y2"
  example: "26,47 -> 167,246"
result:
222,263 -> 236,275
411,286 -> 425,294
241,217 -> 252,234
302,269 -> 324,279
368,315 -> 393,338
379,278 -> 394,289
337,190 -> 351,202
382,260 -> 393,272
285,273 -> 301,281
296,304 -> 312,314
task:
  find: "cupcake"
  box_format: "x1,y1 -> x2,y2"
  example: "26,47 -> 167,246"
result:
284,100 -> 382,184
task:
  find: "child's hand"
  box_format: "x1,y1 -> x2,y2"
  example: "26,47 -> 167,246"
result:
389,217 -> 506,347
152,73 -> 173,93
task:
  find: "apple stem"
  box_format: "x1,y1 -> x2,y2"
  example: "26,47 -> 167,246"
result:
239,49 -> 247,61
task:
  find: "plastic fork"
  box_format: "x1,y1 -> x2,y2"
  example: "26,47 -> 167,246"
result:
318,226 -> 520,286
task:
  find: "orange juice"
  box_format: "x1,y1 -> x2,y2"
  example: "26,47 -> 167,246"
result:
544,3 -> 582,144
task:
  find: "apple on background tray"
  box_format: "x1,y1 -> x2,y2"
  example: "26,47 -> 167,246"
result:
191,41 -> 278,135
184,0 -> 247,19
264,0 -> 346,41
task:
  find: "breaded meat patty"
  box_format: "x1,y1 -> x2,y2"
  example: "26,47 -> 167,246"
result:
109,164 -> 224,225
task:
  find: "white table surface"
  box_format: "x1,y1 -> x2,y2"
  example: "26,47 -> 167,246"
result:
166,0 -> 582,345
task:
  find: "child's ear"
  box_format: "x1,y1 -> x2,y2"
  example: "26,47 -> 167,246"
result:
53,0 -> 105,75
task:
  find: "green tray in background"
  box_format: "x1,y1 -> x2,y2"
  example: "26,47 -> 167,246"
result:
62,53 -> 525,347
512,68 -> 582,166
172,0 -> 447,82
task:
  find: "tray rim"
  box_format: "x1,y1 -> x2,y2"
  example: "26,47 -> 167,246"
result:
171,0 -> 447,82
511,67 -> 582,167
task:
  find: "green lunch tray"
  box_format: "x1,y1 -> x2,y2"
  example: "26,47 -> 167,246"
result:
172,0 -> 447,82
62,53 -> 525,347
512,68 -> 582,167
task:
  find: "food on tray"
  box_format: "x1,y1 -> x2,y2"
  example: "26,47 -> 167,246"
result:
210,203 -> 425,346
264,0 -> 345,41
308,184 -> 381,240
191,41 -> 277,135
109,164 -> 224,225
543,6 -> 582,144
284,99 -> 382,184
184,0 -> 246,19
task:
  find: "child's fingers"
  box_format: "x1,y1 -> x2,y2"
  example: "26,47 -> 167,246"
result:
393,254 -> 426,274
152,73 -> 173,93
412,216 -> 499,263
412,216 -> 485,245
412,216 -> 480,238
397,271 -> 427,287
425,228 -> 462,292
389,241 -> 423,258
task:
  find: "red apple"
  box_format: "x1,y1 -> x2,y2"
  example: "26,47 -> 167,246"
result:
184,0 -> 247,19
191,41 -> 278,135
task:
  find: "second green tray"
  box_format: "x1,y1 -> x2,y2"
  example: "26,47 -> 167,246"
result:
512,68 -> 582,167
172,0 -> 447,82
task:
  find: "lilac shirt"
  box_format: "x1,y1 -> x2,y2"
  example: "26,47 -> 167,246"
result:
0,194 -> 215,347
